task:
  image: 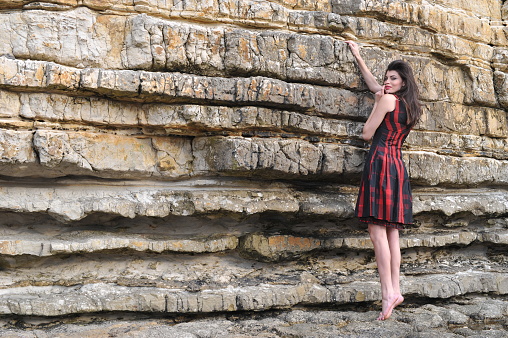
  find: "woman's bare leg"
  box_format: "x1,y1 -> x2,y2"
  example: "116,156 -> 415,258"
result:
368,223 -> 400,320
386,227 -> 401,295
386,227 -> 404,309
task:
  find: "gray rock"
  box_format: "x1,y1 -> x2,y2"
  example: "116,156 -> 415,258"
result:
0,0 -> 506,336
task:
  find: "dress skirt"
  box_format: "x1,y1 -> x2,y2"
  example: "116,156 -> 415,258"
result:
355,96 -> 413,230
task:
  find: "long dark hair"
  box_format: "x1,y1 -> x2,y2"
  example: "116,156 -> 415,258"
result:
386,60 -> 422,127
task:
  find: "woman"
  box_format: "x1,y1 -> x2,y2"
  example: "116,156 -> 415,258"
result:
346,41 -> 422,320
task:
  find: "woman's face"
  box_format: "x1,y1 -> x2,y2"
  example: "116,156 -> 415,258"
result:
384,70 -> 405,94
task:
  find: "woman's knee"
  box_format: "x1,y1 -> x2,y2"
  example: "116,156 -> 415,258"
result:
368,223 -> 386,236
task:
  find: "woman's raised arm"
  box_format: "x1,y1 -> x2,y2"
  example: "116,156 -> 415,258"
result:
345,41 -> 383,94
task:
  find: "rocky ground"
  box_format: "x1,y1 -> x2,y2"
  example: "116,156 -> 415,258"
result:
0,1 -> 507,337
0,296 -> 506,337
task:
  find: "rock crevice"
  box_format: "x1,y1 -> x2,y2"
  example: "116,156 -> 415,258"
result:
0,0 -> 507,336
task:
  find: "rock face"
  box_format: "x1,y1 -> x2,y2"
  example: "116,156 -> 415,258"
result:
0,0 -> 507,336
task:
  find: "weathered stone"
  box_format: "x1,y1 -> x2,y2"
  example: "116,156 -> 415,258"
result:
406,131 -> 508,160
192,136 -> 327,177
412,188 -> 508,216
494,70 -> 508,110
193,136 -> 508,185
417,102 -> 508,138
0,90 -> 20,118
0,179 -> 302,221
331,0 -> 502,36
0,0 -> 507,335
406,151 -> 508,187
5,88 -> 508,164
0,217 -> 506,272
240,233 -> 323,261
0,2 -> 500,74
446,297 -> 508,321
238,230 -> 508,261
2,89 -> 362,138
0,0 -> 501,47
0,130 -> 35,168
0,233 -> 239,256
0,129 -> 196,179
493,48 -> 508,71
1,55 -> 504,129
223,28 -> 359,87
0,8 -> 500,107
464,66 -> 498,107
0,298 -> 506,337
32,130 -> 193,178
1,179 -> 507,222
0,56 -> 372,118
0,235 -> 503,292
0,271 -> 504,316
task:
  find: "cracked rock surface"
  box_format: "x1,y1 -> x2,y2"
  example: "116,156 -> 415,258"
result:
0,0 -> 507,336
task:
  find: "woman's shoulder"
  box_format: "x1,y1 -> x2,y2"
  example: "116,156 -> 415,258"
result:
379,94 -> 397,112
378,94 -> 398,106
383,94 -> 398,102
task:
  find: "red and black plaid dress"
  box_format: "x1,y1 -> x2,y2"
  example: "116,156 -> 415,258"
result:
355,95 -> 413,230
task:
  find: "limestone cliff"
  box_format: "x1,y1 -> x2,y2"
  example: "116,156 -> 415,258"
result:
0,0 -> 506,336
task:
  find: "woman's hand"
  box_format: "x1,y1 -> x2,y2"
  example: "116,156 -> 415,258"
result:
375,85 -> 386,103
345,41 -> 360,58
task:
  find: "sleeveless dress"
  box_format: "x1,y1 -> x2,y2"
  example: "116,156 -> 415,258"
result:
355,95 -> 413,230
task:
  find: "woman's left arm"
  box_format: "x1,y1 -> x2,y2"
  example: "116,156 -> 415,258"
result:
361,93 -> 396,141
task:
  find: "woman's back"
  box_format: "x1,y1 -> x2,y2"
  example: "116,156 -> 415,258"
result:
372,96 -> 411,150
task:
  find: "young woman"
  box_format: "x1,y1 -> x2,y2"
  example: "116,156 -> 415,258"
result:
346,41 -> 422,321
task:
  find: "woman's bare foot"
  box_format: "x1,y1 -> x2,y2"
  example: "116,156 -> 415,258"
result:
377,294 -> 404,320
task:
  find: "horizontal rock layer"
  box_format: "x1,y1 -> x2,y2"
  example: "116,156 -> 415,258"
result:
0,218 -> 507,257
1,89 -> 508,145
0,271 -> 505,316
1,179 -> 508,221
0,2 -> 506,337
1,297 -> 506,338
2,130 -> 508,186
1,55 -> 507,136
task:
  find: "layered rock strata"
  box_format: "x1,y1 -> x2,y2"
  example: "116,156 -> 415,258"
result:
0,0 -> 507,335
1,296 -> 507,337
